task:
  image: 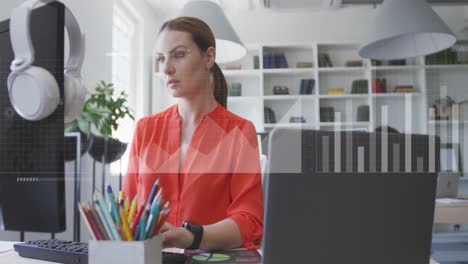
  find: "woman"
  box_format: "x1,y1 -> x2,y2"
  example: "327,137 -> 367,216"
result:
123,17 -> 263,251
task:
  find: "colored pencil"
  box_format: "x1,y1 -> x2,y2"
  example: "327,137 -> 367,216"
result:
147,178 -> 160,206
106,185 -> 122,226
146,195 -> 163,237
124,197 -> 130,215
94,200 -> 114,240
88,205 -> 109,240
119,206 -> 133,241
77,203 -> 97,240
131,198 -> 147,234
140,210 -> 148,241
118,191 -> 124,211
82,204 -> 103,240
95,192 -> 121,241
154,208 -> 171,236
127,195 -> 138,223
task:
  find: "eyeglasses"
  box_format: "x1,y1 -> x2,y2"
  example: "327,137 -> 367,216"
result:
156,48 -> 192,64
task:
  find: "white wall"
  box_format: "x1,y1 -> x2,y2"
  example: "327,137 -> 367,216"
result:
0,0 -> 162,242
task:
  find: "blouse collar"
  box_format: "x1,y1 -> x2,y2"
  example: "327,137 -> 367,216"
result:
172,101 -> 223,121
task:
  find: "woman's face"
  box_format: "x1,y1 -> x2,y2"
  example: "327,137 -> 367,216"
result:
155,29 -> 215,99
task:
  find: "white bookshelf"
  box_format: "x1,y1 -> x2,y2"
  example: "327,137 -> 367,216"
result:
263,95 -> 309,100
373,93 -> 420,98
215,42 -> 428,134
153,42 -> 468,137
223,69 -> 261,77
319,121 -> 370,127
425,64 -> 468,70
263,68 -> 314,74
319,94 -> 368,99
371,65 -> 422,71
318,67 -> 366,72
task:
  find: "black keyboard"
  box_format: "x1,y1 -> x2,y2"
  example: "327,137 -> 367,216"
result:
14,239 -> 188,264
14,239 -> 88,264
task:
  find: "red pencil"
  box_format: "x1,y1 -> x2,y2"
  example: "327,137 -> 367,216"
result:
77,203 -> 98,240
130,198 -> 147,235
82,204 -> 104,240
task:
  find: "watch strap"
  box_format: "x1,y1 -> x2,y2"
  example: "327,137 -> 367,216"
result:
183,221 -> 204,250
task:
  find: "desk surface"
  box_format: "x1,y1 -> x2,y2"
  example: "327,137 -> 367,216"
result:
0,241 -> 53,263
0,242 -> 441,264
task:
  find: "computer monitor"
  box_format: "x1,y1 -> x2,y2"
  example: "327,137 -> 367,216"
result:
263,128 -> 440,264
0,2 -> 65,233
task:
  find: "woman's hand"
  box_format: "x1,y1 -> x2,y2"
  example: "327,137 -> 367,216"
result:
160,222 -> 194,249
159,222 -> 176,233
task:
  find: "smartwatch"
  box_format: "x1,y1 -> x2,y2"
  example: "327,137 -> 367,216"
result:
181,221 -> 204,250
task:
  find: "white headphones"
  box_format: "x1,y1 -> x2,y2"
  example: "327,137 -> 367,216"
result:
8,0 -> 87,122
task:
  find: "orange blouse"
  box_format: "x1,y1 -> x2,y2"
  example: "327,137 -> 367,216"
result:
123,103 -> 263,249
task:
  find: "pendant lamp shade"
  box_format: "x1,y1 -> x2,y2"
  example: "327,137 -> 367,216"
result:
180,0 -> 247,63
359,0 -> 456,60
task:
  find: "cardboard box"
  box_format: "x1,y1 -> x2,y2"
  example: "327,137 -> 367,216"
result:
89,235 -> 162,264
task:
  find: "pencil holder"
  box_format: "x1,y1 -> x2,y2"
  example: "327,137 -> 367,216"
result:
89,235 -> 162,264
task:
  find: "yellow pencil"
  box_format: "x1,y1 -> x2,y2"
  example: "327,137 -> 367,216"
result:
128,195 -> 138,223
119,207 -> 133,241
123,197 -> 130,215
118,191 -> 124,211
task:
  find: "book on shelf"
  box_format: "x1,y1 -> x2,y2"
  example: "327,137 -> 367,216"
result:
373,78 -> 387,93
228,83 -> 242,96
351,79 -> 369,94
300,79 -> 315,95
371,59 -> 407,66
273,86 -> 290,95
289,116 -> 306,123
319,53 -> 333,67
264,107 -> 277,124
389,59 -> 406,66
425,48 -> 459,65
345,60 -> 363,67
327,88 -> 345,95
394,85 -> 417,93
296,62 -> 313,68
278,53 -> 288,68
357,105 -> 370,122
224,63 -> 242,70
268,53 -> 278,69
263,52 -> 289,69
320,107 -> 335,122
253,55 -> 259,69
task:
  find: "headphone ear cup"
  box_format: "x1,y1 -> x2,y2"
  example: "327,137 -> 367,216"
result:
64,73 -> 87,123
7,66 -> 60,121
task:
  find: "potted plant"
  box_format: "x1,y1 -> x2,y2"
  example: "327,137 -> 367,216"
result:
86,81 -> 135,164
64,98 -> 106,161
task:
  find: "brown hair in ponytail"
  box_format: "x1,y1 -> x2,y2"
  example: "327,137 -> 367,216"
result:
159,17 -> 228,108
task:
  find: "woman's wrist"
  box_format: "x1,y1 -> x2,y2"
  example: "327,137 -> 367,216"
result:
179,227 -> 195,249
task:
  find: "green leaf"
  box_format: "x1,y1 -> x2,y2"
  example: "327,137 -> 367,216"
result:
77,120 -> 91,136
66,79 -> 135,139
65,122 -> 77,132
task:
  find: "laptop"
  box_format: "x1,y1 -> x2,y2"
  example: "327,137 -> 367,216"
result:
262,128 -> 440,264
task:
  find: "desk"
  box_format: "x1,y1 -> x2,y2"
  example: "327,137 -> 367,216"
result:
0,241 -> 54,263
0,242 -> 441,264
1,250 -> 56,264
434,198 -> 468,223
